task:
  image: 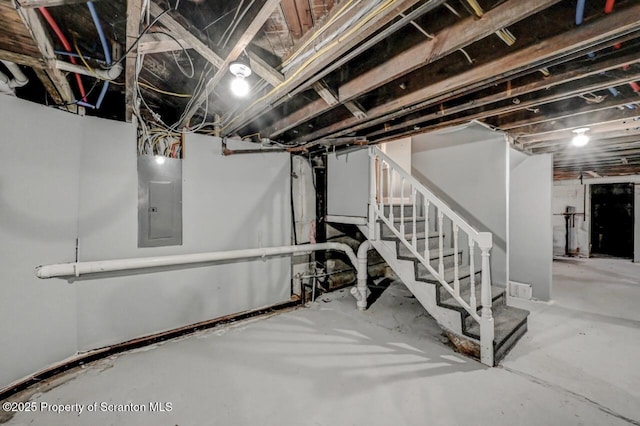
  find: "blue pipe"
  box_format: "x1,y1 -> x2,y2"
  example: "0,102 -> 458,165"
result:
54,50 -> 107,64
87,2 -> 111,109
77,101 -> 96,109
575,0 -> 585,25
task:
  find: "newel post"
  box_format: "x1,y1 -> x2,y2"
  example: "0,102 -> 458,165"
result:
368,148 -> 377,241
478,232 -> 494,366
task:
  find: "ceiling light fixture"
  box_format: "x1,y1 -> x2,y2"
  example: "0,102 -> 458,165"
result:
571,127 -> 590,147
229,56 -> 252,98
155,156 -> 166,165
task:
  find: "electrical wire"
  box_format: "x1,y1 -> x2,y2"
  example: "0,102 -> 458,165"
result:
222,0 -> 396,133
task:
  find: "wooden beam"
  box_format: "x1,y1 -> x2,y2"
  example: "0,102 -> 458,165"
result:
498,98 -> 640,132
17,0 -> 90,7
366,69 -> 640,139
14,4 -> 76,109
298,3 -> 640,142
125,0 -> 143,122
180,0 -> 282,126
530,135 -> 640,153
270,49 -> 640,138
518,115 -> 640,145
247,50 -> 284,87
223,0 -> 432,134
149,2 -> 224,68
265,0 -> 562,138
0,48 -> 44,68
339,0 -> 562,101
138,33 -> 185,55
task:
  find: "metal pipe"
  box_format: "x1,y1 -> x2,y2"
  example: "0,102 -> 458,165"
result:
39,7 -> 87,102
35,242 -> 358,279
351,240 -> 372,310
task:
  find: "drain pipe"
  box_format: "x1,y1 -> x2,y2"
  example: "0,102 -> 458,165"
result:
350,240 -> 373,310
35,243 -> 358,280
1,61 -> 28,88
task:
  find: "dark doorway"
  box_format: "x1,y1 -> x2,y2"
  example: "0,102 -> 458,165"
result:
590,184 -> 634,258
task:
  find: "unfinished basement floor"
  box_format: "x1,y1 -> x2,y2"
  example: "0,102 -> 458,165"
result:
2,258 -> 639,426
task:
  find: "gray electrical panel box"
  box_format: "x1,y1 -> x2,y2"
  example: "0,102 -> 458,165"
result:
138,156 -> 182,247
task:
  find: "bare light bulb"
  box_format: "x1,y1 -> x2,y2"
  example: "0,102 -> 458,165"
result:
230,76 -> 249,97
571,128 -> 590,147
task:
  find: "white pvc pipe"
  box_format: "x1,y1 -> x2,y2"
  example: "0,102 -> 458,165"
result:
35,243 -> 358,280
54,60 -> 123,82
0,60 -> 28,89
351,240 -> 373,310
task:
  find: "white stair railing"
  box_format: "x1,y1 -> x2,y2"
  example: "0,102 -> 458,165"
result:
368,146 -> 495,366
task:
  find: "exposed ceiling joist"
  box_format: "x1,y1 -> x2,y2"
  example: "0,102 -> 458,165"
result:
298,4 -> 640,143
367,69 -> 640,139
223,0 -> 436,134
339,0 -> 562,101
180,0 -> 282,126
16,0 -> 89,7
14,4 -> 76,110
137,33 -> 185,55
266,0 -> 561,138
0,47 -> 43,68
149,2 -> 224,69
518,115 -> 640,145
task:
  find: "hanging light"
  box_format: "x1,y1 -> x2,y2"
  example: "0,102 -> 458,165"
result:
229,55 -> 252,98
571,128 -> 590,147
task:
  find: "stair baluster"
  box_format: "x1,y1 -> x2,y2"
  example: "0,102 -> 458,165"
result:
453,224 -> 459,297
400,177 -> 405,238
389,168 -> 394,224
469,241 -> 477,312
438,210 -> 444,279
424,199 -> 430,262
411,187 -> 417,250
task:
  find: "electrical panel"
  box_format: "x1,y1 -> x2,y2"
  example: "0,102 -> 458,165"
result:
138,156 -> 182,247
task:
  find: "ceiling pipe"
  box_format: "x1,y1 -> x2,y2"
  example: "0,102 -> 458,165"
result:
39,7 -> 88,104
1,61 -> 28,88
35,243 -> 359,280
87,1 -> 111,109
54,60 -> 122,81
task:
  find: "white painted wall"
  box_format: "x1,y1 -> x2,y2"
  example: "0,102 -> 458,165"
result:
636,184 -> 640,263
411,123 -> 508,286
381,137 -> 412,198
0,96 -> 291,389
0,97 -> 80,389
75,129 -> 291,350
327,148 -> 369,218
509,150 -> 553,300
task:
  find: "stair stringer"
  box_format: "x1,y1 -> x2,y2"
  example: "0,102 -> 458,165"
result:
359,224 -> 464,336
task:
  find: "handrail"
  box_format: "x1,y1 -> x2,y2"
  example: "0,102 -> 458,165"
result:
369,146 -> 495,366
371,147 -> 491,248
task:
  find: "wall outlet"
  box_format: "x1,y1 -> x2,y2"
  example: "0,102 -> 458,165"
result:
509,281 -> 532,300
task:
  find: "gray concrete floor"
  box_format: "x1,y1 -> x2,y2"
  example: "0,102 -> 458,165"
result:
3,258 -> 640,426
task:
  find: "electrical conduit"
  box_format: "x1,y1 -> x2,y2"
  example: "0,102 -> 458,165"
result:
87,2 -> 111,109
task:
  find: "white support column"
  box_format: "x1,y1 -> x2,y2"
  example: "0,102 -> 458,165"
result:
400,177 -> 405,238
411,187 -> 417,250
453,225 -> 459,297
